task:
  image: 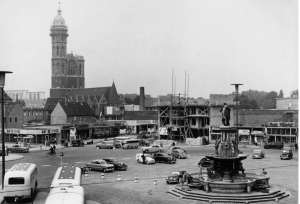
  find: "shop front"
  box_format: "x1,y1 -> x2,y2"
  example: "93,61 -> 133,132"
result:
266,126 -> 298,145
4,128 -> 60,145
126,120 -> 157,135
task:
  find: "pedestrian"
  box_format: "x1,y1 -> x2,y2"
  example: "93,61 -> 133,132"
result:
178,173 -> 183,186
5,146 -> 8,156
142,153 -> 146,164
183,172 -> 187,186
53,144 -> 56,150
45,139 -> 48,146
172,141 -> 175,146
54,138 -> 57,145
295,142 -> 298,151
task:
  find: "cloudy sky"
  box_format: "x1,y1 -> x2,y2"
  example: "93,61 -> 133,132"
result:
0,0 -> 298,99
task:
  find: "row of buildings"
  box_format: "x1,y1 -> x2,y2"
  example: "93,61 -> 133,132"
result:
1,6 -> 297,147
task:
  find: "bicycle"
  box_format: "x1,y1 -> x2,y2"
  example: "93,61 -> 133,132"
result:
46,152 -> 56,157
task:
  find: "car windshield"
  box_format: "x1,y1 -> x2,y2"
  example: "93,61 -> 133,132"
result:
282,150 -> 289,153
171,171 -> 180,175
253,150 -> 261,153
111,159 -> 118,162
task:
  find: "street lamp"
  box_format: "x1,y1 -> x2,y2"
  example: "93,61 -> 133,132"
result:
0,71 -> 12,189
231,83 -> 243,152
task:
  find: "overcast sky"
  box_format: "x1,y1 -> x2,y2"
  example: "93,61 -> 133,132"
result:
0,0 -> 298,99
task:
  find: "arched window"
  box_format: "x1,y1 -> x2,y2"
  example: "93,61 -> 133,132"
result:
52,46 -> 55,56
56,45 -> 59,56
62,63 -> 65,75
79,64 -> 82,76
61,45 -> 64,56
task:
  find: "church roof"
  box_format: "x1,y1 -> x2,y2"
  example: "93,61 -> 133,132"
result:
58,101 -> 95,116
44,97 -> 64,110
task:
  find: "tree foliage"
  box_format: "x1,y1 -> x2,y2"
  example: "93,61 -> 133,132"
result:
290,89 -> 298,97
278,90 -> 284,98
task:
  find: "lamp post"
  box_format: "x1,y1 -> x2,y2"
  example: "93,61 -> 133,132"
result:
231,84 -> 243,152
0,71 -> 12,189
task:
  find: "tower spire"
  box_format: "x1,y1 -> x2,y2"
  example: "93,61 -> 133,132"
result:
58,2 -> 62,15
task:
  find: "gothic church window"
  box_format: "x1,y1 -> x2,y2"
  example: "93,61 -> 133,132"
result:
56,45 -> 59,56
68,60 -> 76,75
62,63 -> 65,75
79,64 -> 82,75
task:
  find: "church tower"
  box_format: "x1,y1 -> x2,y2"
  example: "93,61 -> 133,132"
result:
50,5 -> 85,98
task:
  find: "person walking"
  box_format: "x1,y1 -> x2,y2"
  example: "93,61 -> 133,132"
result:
142,153 -> 146,164
295,142 -> 298,151
5,146 -> 8,156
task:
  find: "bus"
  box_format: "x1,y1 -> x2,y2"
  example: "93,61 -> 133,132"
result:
45,186 -> 85,204
50,165 -> 82,188
3,163 -> 38,202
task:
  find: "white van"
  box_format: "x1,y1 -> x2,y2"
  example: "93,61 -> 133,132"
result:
122,139 -> 140,149
4,163 -> 38,202
51,165 -> 82,188
136,153 -> 155,164
45,186 -> 85,204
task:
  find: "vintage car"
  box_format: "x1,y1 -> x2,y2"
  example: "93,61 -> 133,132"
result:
139,139 -> 150,146
166,171 -> 192,184
136,153 -> 155,164
8,145 -> 29,153
264,142 -> 283,149
86,159 -> 115,172
141,144 -> 164,153
96,141 -> 121,149
252,149 -> 265,159
197,157 -> 212,168
152,153 -> 176,164
103,158 -> 128,170
167,149 -> 187,159
280,148 -> 293,160
168,146 -> 186,153
71,139 -> 84,147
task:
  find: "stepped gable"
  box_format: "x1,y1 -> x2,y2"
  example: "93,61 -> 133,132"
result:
44,97 -> 64,110
58,101 -> 94,116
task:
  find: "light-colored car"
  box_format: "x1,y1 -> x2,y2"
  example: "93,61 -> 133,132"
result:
136,153 -> 155,164
167,149 -> 187,159
96,141 -> 121,149
168,146 -> 186,153
86,159 -> 115,172
252,150 -> 265,159
8,145 -> 29,153
141,144 -> 164,153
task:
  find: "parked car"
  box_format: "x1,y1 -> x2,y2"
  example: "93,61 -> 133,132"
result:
103,158 -> 128,170
152,153 -> 176,164
166,171 -> 192,184
8,145 -> 29,153
280,148 -> 293,160
86,159 -> 115,172
197,157 -> 211,168
96,141 -> 121,149
136,153 -> 155,164
252,149 -> 265,159
139,139 -> 150,146
167,149 -> 187,159
141,144 -> 164,153
168,146 -> 186,153
71,139 -> 84,147
264,142 -> 283,149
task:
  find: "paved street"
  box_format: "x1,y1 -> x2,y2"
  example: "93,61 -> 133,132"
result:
0,144 -> 298,204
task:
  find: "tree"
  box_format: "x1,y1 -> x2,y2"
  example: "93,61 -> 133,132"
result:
290,89 -> 298,97
262,99 -> 276,109
132,96 -> 140,105
264,91 -> 278,104
124,97 -> 133,104
249,99 -> 259,109
278,90 -> 284,98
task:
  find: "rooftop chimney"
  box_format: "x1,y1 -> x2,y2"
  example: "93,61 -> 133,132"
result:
140,87 -> 145,111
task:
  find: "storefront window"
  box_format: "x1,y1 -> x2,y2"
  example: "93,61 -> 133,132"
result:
267,128 -> 271,134
282,136 -> 290,144
272,129 -> 276,134
286,128 -> 290,135
291,137 -> 296,143
276,137 -> 281,142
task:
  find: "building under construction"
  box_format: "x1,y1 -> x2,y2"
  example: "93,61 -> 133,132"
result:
147,95 -> 210,142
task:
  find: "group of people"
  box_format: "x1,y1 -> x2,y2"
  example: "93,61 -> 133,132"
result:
49,145 -> 56,155
178,172 -> 189,187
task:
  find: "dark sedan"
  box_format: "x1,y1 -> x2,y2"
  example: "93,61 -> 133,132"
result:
103,158 -> 128,170
166,171 -> 192,184
280,148 -> 293,160
152,153 -> 176,164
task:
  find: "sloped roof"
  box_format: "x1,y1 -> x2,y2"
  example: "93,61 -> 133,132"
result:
44,97 -> 64,110
209,94 -> 234,106
68,87 -> 109,103
0,90 -> 12,101
58,101 -> 95,116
